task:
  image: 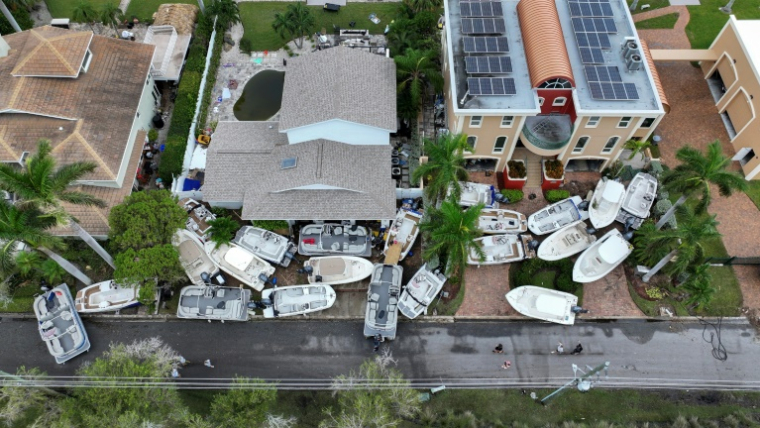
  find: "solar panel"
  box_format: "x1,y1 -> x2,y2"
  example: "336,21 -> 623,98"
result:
465,56 -> 512,74
468,77 -> 516,95
579,47 -> 605,64
572,17 -> 617,33
569,0 -> 613,16
463,37 -> 509,53
460,1 -> 503,17
461,18 -> 506,35
576,32 -> 611,49
587,81 -> 639,100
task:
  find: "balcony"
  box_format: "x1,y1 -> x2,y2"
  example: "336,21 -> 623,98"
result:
521,114 -> 574,156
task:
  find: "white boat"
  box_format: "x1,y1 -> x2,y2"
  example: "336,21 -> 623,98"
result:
478,209 -> 528,234
261,284 -> 336,318
450,181 -> 497,208
173,229 -> 221,285
205,242 -> 275,292
233,226 -> 297,267
527,196 -> 589,235
35,284 -> 91,364
537,221 -> 597,261
383,209 -> 422,261
573,229 -> 633,283
297,224 -> 372,257
398,264 -> 446,319
506,286 -> 578,325
467,234 -> 525,266
74,280 -> 140,313
621,173 -> 658,218
176,285 -> 250,321
303,256 -> 375,285
364,264 -> 403,340
588,178 -> 626,229
179,198 -> 216,241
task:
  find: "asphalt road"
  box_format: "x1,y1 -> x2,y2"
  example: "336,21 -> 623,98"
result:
1,318 -> 758,389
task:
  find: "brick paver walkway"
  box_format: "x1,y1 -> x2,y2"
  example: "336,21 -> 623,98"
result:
457,264 -> 517,316
582,265 -> 644,316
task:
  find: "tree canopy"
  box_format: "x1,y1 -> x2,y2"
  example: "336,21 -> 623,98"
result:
108,190 -> 187,252
114,244 -> 185,287
209,378 -> 277,428
411,133 -> 470,206
420,201 -> 484,279
271,2 -> 315,49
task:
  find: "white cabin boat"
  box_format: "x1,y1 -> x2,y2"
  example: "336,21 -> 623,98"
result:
506,286 -> 578,325
537,221 -> 597,261
398,264 -> 446,319
364,264 -> 403,340
467,234 -> 525,266
174,229 -> 221,285
233,226 -> 297,267
205,243 -> 275,291
303,256 -> 374,285
35,284 -> 91,364
478,209 -> 528,234
451,181 -> 497,208
75,280 -> 140,313
589,178 -> 626,229
383,209 -> 422,261
621,173 -> 658,218
527,196 -> 588,235
261,285 -> 336,318
573,229 -> 633,283
298,224 -> 372,257
177,285 -> 250,321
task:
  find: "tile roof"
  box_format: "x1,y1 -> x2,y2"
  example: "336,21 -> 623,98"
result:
204,121 -> 397,220
517,0 -> 575,88
639,40 -> 670,113
278,47 -> 397,132
10,27 -> 93,78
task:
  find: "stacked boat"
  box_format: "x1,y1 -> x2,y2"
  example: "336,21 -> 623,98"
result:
174,229 -> 221,285
205,242 -> 275,292
573,229 -> 633,283
261,284 -> 336,318
35,284 -> 91,364
467,234 -> 525,266
75,280 -> 140,313
177,285 -> 250,321
589,178 -> 626,229
537,221 -> 597,261
302,256 -> 374,285
233,226 -> 297,267
617,173 -> 658,228
398,264 -> 446,319
383,208 -> 422,262
477,209 -> 527,234
528,196 -> 589,235
298,224 -> 372,257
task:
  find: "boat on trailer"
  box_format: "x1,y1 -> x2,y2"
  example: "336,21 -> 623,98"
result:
174,229 -> 221,285
74,280 -> 140,313
537,221 -> 597,261
303,256 -> 375,285
297,224 -> 372,257
506,285 -> 578,325
478,209 -> 528,234
398,264 -> 446,319
364,264 -> 403,340
573,229 -> 633,283
233,226 -> 297,267
35,284 -> 91,364
451,181 -> 498,208
205,242 -> 275,292
621,173 -> 658,218
467,234 -> 525,266
383,208 -> 422,262
261,284 -> 336,318
588,178 -> 626,229
527,196 -> 588,235
176,285 -> 250,321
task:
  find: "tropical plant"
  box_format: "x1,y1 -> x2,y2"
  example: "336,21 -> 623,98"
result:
507,160 -> 526,178
209,378 -> 277,428
404,0 -> 443,13
108,190 -> 187,252
387,23 -> 416,55
420,201 -> 484,280
395,48 -> 443,118
271,2 -> 315,49
208,0 -> 241,32
543,160 -> 564,179
98,2 -> 122,36
545,189 -> 570,203
41,259 -> 66,284
114,245 -> 185,288
411,133 -> 470,206
14,250 -> 41,279
634,205 -> 721,282
72,0 -> 96,30
2,0 -> 35,12
500,189 -> 523,203
681,264 -> 715,309
207,216 -> 239,248
656,141 -> 747,229
601,160 -> 624,179
624,139 -> 653,161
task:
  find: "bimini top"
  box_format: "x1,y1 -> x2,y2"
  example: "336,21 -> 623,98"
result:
517,0 -> 575,88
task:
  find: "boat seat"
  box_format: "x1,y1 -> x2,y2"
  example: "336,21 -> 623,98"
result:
389,297 -> 397,305
47,337 -> 64,356
369,302 -> 379,310
486,255 -> 494,262
386,311 -> 396,324
188,307 -> 200,314
369,309 -> 377,320
369,293 -> 380,302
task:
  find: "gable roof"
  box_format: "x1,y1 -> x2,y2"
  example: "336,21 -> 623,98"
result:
278,47 -> 397,132
10,27 -> 93,78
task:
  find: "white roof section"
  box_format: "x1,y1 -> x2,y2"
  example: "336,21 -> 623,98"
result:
144,25 -> 191,82
731,18 -> 760,84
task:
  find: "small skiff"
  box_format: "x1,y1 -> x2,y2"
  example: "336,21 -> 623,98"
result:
303,256 -> 375,285
537,221 -> 597,261
506,285 -> 578,325
573,229 -> 633,283
588,178 -> 626,229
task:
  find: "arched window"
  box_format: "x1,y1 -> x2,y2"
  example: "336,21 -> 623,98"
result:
538,78 -> 572,89
494,136 -> 508,154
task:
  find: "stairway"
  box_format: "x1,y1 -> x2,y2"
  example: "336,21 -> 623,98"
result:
512,148 -> 543,188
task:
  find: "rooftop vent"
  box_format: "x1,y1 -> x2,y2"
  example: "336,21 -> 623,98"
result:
281,157 -> 297,169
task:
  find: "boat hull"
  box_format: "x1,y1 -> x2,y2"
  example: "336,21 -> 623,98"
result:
35,284 -> 91,364
383,209 -> 422,261
206,243 -> 275,292
572,229 -> 633,283
75,280 -> 140,313
621,173 -> 658,218
261,284 -> 336,318
506,285 -> 577,325
304,256 -> 374,285
536,221 -> 596,261
298,224 -> 372,257
176,285 -> 251,321
588,178 -> 626,229
398,264 -> 446,319
467,235 -> 525,265
478,209 -> 528,234
527,196 -> 587,235
233,226 -> 297,267
174,229 -> 220,285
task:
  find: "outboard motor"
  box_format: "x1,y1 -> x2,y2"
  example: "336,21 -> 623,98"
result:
315,275 -> 323,283
577,200 -> 590,211
200,271 -> 211,284
622,230 -> 635,241
585,226 -> 597,235
258,274 -> 276,287
298,265 -> 314,275
494,193 -> 509,204
527,240 -> 540,251
623,216 -> 636,233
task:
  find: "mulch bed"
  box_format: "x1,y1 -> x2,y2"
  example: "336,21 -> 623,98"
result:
563,179 -> 598,199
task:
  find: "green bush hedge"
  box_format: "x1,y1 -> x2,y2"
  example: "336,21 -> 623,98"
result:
0,7 -> 33,35
500,189 -> 524,204
511,258 -> 580,294
252,220 -> 290,231
545,189 -> 570,203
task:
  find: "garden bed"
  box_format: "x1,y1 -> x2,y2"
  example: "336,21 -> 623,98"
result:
510,258 -> 583,305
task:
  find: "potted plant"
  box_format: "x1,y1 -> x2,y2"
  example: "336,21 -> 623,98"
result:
502,160 -> 527,190
541,159 -> 565,191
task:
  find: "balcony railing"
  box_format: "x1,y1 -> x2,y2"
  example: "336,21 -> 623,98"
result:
522,115 -> 574,152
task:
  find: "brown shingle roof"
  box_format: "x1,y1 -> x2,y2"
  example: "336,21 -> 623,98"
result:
10,27 -> 93,78
639,40 -> 670,114
517,0 -> 575,88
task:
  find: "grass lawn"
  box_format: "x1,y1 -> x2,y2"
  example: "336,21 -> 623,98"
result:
635,12 -> 679,29
686,0 -> 760,49
532,270 -> 556,288
1,283 -> 38,313
239,2 -> 402,52
125,0 -> 198,22
45,0 -> 114,21
627,0 -> 671,14
745,180 -> 760,211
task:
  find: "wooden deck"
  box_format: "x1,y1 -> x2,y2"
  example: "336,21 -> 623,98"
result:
384,243 -> 402,265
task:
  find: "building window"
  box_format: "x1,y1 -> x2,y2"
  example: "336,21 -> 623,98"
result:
618,116 -> 632,128
469,116 -> 483,127
466,136 -> 477,151
641,117 -> 656,128
538,78 -> 572,89
552,97 -> 567,106
602,136 -> 619,154
500,116 -> 514,127
81,50 -> 92,73
493,136 -> 507,154
573,136 -> 589,154
538,97 -> 545,106
586,116 -> 600,128
281,157 -> 297,169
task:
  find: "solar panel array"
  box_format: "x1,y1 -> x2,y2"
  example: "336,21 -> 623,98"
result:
588,82 -> 639,100
463,36 -> 509,53
460,2 -> 514,97
467,77 -> 516,95
465,56 -> 512,74
572,17 -> 616,33
568,1 -> 613,17
460,1 -> 503,17
462,18 -> 506,35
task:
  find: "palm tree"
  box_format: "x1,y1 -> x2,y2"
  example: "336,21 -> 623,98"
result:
412,133 -> 470,207
681,264 -> 715,309
0,140 -> 115,269
208,0 -> 241,32
98,2 -> 122,36
655,141 -> 747,229
635,205 -> 721,283
395,48 -> 444,115
271,2 -> 314,49
387,26 -> 415,54
404,0 -> 442,13
420,201 -> 484,280
72,0 -> 97,31
271,12 -> 292,40
623,139 -> 652,161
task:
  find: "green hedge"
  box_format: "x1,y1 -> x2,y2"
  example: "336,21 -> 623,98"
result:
252,220 -> 290,231
0,6 -> 33,34
500,189 -> 524,204
545,189 -> 570,203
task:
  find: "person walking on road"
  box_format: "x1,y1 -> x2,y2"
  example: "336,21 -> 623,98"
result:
501,360 -> 511,370
204,359 -> 215,368
178,356 -> 189,366
552,341 -> 564,354
493,344 -> 504,354
571,343 -> 584,355
373,334 -> 384,352
171,368 -> 180,378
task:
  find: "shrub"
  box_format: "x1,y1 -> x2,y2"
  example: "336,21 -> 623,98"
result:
239,37 -> 252,55
645,286 -> 664,300
0,6 -> 33,35
657,190 -> 669,201
543,160 -> 564,179
545,189 -> 570,203
252,220 -> 290,231
148,129 -> 159,142
500,189 -> 523,204
507,160 -> 526,178
555,272 -> 577,293
654,199 -> 672,216
601,160 -> 624,179
158,135 -> 186,183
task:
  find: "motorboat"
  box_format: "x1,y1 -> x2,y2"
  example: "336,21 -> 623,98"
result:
537,221 -> 597,261
621,173 -> 658,218
297,224 -> 372,257
450,181 -> 497,208
527,196 -> 589,235
261,284 -> 336,318
205,242 -> 275,292
397,264 -> 446,319
233,226 -> 297,267
34,284 -> 91,364
506,286 -> 578,325
573,229 -> 633,283
383,208 -> 422,262
176,285 -> 250,321
179,198 -> 216,241
588,178 -> 626,229
364,264 -> 403,340
467,234 -> 525,266
74,280 -> 140,313
478,209 -> 527,234
173,229 -> 221,285
302,256 -> 374,285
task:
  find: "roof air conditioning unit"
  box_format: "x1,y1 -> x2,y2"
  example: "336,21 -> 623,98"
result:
626,54 -> 643,72
623,41 -> 639,61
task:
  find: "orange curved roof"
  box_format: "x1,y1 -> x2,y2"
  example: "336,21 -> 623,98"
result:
639,40 -> 670,113
517,0 -> 575,88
